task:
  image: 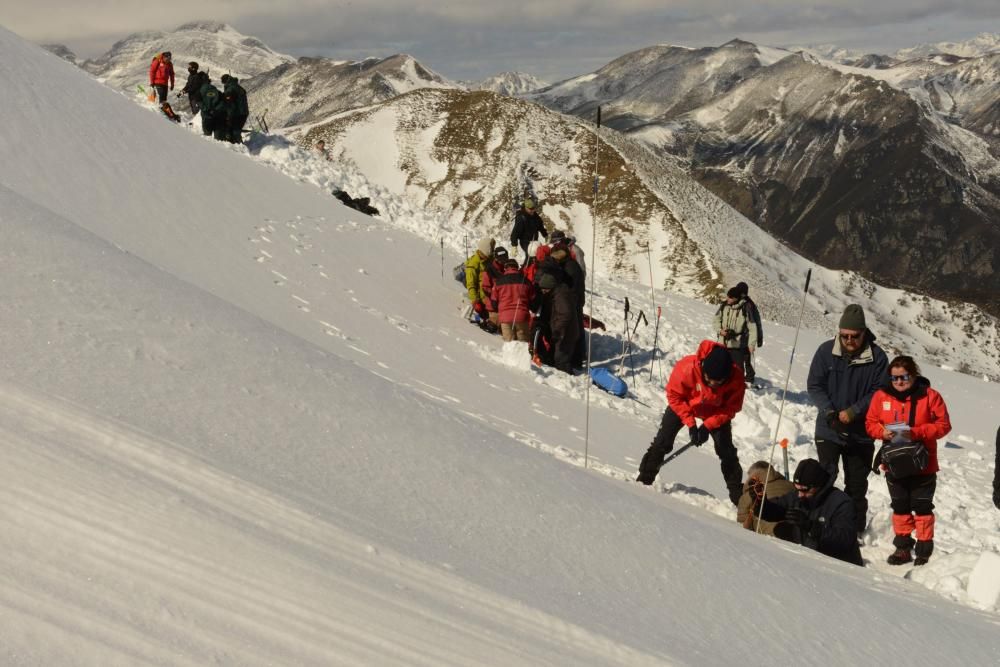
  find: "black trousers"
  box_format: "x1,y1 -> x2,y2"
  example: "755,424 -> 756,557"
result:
887,472 -> 936,515
727,347 -> 755,382
637,407 -> 743,504
153,84 -> 168,104
817,438 -> 875,533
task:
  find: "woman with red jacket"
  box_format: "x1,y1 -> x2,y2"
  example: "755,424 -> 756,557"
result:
865,355 -> 951,566
636,340 -> 746,504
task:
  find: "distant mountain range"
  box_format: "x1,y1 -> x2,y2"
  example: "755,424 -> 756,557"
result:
463,71 -> 549,96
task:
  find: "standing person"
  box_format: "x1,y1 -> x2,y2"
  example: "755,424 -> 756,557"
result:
314,140 -> 332,161
198,77 -> 223,138
510,198 -> 548,264
994,426 -> 1000,510
713,284 -> 762,384
148,51 -> 175,104
737,461 -> 796,535
807,304 -> 888,536
533,273 -> 579,374
179,62 -> 208,114
465,238 -> 494,322
220,74 -> 249,143
757,459 -> 864,566
491,259 -> 535,342
866,356 -> 951,565
636,340 -> 747,505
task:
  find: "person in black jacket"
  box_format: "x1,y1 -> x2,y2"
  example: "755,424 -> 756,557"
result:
533,273 -> 579,374
510,199 -> 547,264
994,426 -> 999,510
807,304 -> 888,535
220,74 -> 249,143
179,62 -> 209,114
756,458 -> 864,566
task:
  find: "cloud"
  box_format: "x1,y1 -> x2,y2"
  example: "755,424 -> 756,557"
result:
7,1 -> 1000,80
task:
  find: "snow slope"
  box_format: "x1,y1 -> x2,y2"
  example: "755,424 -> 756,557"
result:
3,24 -> 1000,664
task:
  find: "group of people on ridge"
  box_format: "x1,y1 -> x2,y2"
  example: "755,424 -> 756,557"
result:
149,51 -> 250,143
632,299 -> 995,569
462,198 -> 587,374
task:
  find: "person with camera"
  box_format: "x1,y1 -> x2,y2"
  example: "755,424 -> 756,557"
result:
755,458 -> 864,566
865,356 -> 951,566
714,283 -> 762,384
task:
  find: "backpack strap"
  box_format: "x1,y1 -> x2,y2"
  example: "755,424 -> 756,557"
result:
908,396 -> 918,427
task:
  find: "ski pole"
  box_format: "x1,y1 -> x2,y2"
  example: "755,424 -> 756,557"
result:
584,106 -> 602,470
649,306 -> 662,382
657,440 -> 699,471
755,439 -> 788,533
763,268 -> 812,487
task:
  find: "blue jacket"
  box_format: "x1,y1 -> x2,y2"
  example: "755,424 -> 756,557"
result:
807,331 -> 888,445
761,473 -> 864,566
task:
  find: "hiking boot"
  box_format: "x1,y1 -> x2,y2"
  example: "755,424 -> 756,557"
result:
914,540 -> 933,566
887,549 -> 912,565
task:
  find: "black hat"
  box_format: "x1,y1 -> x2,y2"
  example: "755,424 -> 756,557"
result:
163,51 -> 172,58
726,286 -> 741,299
793,459 -> 830,489
494,246 -> 509,261
839,304 -> 866,330
221,74 -> 231,83
736,281 -> 749,297
188,61 -> 199,70
549,230 -> 567,242
701,346 -> 732,381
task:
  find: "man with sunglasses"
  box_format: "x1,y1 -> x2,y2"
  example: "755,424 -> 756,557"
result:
756,458 -> 864,566
636,340 -> 746,504
807,304 -> 888,537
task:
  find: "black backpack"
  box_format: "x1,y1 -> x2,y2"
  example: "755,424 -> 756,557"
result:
878,397 -> 929,478
200,84 -> 223,116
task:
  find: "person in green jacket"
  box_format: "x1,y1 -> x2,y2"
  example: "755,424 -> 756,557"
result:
713,284 -> 762,383
220,74 -> 249,143
465,238 -> 494,320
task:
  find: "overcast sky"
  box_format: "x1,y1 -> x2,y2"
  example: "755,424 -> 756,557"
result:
5,1 -> 999,81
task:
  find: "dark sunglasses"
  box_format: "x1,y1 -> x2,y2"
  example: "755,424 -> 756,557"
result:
839,332 -> 863,341
890,374 -> 912,383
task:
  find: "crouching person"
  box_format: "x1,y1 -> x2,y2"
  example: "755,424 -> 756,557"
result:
757,458 -> 864,566
737,461 -> 795,534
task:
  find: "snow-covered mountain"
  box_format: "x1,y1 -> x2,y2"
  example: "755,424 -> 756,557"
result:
895,32 -> 1000,60
6,25 -> 1000,662
243,53 -> 459,129
531,39 -> 1000,323
465,71 -> 549,96
81,21 -> 293,93
282,85 -> 1000,379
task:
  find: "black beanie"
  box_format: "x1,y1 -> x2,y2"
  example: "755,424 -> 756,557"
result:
727,286 -> 741,299
736,281 -> 749,297
793,459 -> 829,489
701,346 -> 732,381
494,246 -> 509,261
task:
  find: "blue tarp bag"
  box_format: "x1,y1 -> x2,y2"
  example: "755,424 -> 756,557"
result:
590,367 -> 627,397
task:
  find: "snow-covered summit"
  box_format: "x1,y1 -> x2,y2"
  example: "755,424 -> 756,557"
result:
464,71 -> 549,96
81,21 -> 294,92
896,32 -> 1000,60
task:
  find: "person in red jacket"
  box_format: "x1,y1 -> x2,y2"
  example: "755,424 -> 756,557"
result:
491,260 -> 535,342
149,51 -> 175,104
479,246 -> 508,333
637,340 -> 747,504
865,355 -> 951,566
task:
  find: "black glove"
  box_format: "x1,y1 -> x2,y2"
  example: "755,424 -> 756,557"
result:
689,425 -> 710,446
784,507 -> 810,530
824,410 -> 839,430
772,521 -> 802,544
